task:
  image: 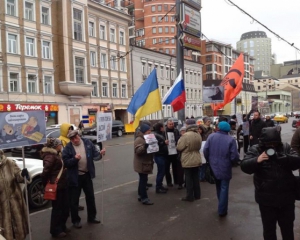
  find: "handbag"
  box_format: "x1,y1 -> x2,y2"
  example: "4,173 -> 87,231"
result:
205,162 -> 216,184
44,162 -> 64,201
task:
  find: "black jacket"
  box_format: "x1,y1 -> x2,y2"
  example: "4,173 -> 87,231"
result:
153,131 -> 168,156
241,143 -> 300,207
265,119 -> 275,127
249,119 -> 267,145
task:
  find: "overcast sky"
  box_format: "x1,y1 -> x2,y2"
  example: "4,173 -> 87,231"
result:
201,0 -> 300,64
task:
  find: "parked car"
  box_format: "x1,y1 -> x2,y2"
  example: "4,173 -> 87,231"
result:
11,128 -> 100,158
294,111 -> 300,119
82,120 -> 125,137
292,119 -> 300,128
11,157 -> 47,209
273,115 -> 288,123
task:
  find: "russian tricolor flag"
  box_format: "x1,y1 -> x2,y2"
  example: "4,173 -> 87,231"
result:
162,71 -> 186,112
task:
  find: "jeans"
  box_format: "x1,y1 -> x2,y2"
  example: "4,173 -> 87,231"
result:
215,179 -> 230,215
259,204 -> 295,240
69,173 -> 97,223
154,155 -> 166,190
199,164 -> 207,181
138,173 -> 148,200
184,167 -> 201,200
50,188 -> 69,236
165,154 -> 178,185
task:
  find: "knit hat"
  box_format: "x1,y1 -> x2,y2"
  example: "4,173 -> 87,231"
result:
203,117 -> 211,124
218,122 -> 231,132
140,124 -> 151,133
45,138 -> 62,148
185,119 -> 196,125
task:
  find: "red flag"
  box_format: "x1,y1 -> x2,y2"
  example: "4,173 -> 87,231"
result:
211,53 -> 244,111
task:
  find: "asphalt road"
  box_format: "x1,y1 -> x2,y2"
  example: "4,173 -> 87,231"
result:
25,118 -> 300,240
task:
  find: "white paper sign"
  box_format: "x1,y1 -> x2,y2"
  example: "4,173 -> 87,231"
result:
144,133 -> 159,153
236,113 -> 243,125
167,132 -> 177,155
96,112 -> 113,142
199,141 -> 206,164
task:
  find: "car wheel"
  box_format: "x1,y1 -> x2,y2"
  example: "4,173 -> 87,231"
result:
27,177 -> 49,209
117,129 -> 123,137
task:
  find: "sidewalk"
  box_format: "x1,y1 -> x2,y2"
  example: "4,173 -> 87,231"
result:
27,167 -> 300,240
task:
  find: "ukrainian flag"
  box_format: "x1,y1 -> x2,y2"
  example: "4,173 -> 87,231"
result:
127,69 -> 162,129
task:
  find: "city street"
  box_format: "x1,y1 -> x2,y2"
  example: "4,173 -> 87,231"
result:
26,119 -> 300,240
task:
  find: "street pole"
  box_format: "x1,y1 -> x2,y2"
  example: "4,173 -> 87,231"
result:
176,0 -> 185,125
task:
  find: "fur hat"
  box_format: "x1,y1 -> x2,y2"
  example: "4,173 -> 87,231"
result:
218,122 -> 231,132
45,138 -> 62,148
140,124 -> 151,133
185,119 -> 196,125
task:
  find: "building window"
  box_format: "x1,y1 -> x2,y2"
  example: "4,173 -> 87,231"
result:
120,58 -> 126,72
110,28 -> 115,42
42,41 -> 50,59
152,27 -> 156,34
110,55 -> 117,70
152,16 -> 156,23
89,22 -> 94,36
166,68 -> 169,78
165,38 -> 169,44
148,64 -> 152,74
25,1 -> 34,21
151,6 -> 155,12
165,27 -> 169,33
91,81 -> 98,97
75,57 -> 84,83
7,0 -> 16,16
171,27 -> 175,33
142,62 -> 145,74
100,53 -> 107,68
121,84 -> 126,98
73,9 -> 82,41
90,51 -> 96,67
119,31 -> 124,45
102,82 -> 108,97
8,34 -> 17,53
26,37 -> 34,56
171,16 -> 175,22
164,4 -> 168,11
160,66 -> 164,78
165,16 -> 168,22
41,7 -> 49,25
28,74 -> 37,93
159,38 -> 163,44
112,83 -> 118,97
152,38 -> 156,44
206,74 -> 213,80
206,55 -> 212,62
171,39 -> 175,44
100,25 -> 105,40
44,76 -> 53,94
158,27 -> 163,33
171,49 -> 175,54
9,73 -> 19,92
157,5 -> 162,11
161,86 -> 164,96
166,49 -> 169,54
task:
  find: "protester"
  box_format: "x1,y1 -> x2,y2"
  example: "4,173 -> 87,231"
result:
62,130 -> 106,228
204,122 -> 239,216
241,127 -> 300,240
237,114 -> 250,154
249,111 -> 267,146
198,125 -> 207,182
0,150 -> 30,240
134,124 -> 154,205
230,115 -> 237,122
291,122 -> 300,155
153,122 -> 169,193
41,138 -> 69,238
165,119 -> 180,187
177,126 -> 186,189
177,124 -> 202,202
200,117 -> 213,141
265,116 -> 275,127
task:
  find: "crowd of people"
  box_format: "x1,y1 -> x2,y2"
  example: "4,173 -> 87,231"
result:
134,111 -> 300,240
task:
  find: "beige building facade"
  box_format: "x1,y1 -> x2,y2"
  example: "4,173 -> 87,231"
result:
0,0 -> 132,126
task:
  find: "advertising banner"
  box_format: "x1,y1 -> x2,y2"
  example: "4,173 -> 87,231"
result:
0,111 -> 46,149
203,86 -> 224,103
96,112 -> 113,142
180,4 -> 201,37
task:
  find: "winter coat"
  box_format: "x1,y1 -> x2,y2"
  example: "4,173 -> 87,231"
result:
291,128 -> 300,155
59,123 -> 72,147
153,131 -> 168,156
177,125 -> 202,168
265,119 -> 275,127
41,147 -> 68,190
241,143 -> 300,207
203,131 -> 239,180
62,137 -> 101,187
133,131 -> 154,174
200,124 -> 213,141
0,155 -> 29,240
249,118 -> 267,146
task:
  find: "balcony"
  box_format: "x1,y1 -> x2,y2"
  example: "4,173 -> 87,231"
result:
59,81 -> 93,99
